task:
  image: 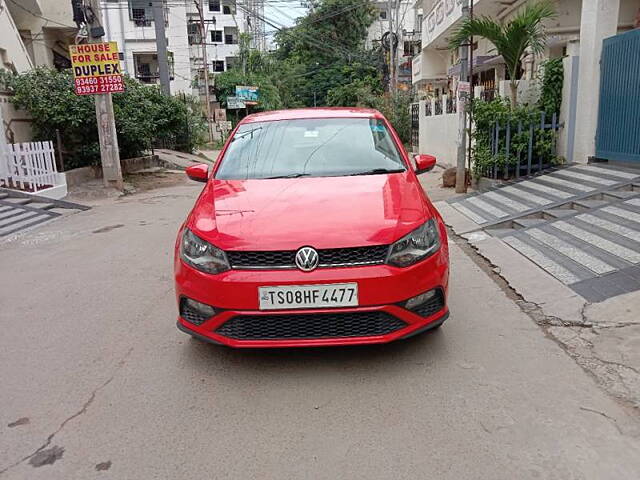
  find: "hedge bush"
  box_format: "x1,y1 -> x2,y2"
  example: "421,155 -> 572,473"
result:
2,68 -> 206,169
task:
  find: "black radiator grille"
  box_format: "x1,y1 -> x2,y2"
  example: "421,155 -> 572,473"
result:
226,245 -> 389,269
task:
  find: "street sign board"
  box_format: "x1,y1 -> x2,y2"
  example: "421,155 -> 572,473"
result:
457,81 -> 470,100
226,96 -> 245,109
216,121 -> 233,132
235,85 -> 259,102
69,42 -> 124,95
214,108 -> 227,122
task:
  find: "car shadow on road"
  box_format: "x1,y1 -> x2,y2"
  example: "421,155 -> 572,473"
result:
178,328 -> 449,379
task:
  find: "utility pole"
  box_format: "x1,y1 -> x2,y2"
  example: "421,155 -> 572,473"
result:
194,0 -> 214,142
152,0 -> 171,95
87,0 -> 123,190
387,0 -> 395,93
455,0 -> 469,194
467,0 -> 474,176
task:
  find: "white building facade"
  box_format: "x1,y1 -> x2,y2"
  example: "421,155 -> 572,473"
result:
0,0 -> 76,143
102,0 -> 263,95
367,0 -> 422,91
102,0 -> 192,93
187,0 -> 248,81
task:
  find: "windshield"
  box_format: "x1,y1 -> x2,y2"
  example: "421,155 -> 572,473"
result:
215,117 -> 406,180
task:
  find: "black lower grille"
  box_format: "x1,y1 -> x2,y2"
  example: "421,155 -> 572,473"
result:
226,245 -> 389,269
180,299 -> 211,326
215,311 -> 407,340
411,289 -> 445,318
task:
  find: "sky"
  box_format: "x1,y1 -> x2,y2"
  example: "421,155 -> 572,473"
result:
262,0 -> 309,46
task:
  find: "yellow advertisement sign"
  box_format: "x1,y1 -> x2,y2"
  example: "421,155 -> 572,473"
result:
69,42 -> 124,95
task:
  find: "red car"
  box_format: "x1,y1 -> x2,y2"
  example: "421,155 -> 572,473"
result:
174,108 -> 449,348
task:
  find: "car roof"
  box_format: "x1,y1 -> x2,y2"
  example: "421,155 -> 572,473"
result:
241,107 -> 384,124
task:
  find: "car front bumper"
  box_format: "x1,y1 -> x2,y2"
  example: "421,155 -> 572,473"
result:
174,246 -> 449,348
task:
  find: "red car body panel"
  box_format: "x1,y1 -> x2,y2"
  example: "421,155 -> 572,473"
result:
175,108 -> 450,348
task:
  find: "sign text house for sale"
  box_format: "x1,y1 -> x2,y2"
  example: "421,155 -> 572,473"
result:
69,42 -> 124,95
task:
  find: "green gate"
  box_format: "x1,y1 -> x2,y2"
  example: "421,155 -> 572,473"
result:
596,29 -> 640,163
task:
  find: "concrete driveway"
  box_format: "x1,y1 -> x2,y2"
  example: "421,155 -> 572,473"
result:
1,178 -> 639,479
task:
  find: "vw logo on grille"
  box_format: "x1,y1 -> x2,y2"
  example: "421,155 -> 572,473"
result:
295,246 -> 319,272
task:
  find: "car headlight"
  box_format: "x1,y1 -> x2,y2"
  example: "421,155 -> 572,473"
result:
386,219 -> 441,267
180,228 -> 230,274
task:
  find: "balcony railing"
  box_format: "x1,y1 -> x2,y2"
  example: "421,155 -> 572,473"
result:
424,95 -> 457,117
480,88 -> 496,102
434,97 -> 443,115
446,96 -> 457,114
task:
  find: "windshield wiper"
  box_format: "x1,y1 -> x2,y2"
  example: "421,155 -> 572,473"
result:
231,126 -> 263,142
263,173 -> 311,179
347,168 -> 405,176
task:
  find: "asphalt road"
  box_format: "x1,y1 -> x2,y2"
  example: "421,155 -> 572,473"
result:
1,179 -> 640,479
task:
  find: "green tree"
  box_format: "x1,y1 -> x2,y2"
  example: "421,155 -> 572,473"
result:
4,68 -> 206,168
449,1 -> 556,108
272,0 -> 383,107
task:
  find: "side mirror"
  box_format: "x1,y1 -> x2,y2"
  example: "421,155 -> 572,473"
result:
185,163 -> 209,183
414,154 -> 437,174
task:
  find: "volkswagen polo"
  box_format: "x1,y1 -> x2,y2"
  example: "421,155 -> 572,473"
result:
174,108 -> 449,348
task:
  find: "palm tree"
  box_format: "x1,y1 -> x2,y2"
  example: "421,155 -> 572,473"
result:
449,1 -> 556,108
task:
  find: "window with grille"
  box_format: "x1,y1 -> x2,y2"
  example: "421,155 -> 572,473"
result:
211,30 -> 223,43
188,23 -> 201,45
129,0 -> 153,26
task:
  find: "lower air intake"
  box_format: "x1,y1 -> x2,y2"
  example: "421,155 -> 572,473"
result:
215,311 -> 406,340
411,289 -> 445,318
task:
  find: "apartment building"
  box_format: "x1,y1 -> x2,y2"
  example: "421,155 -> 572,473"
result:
367,0 -> 422,90
187,0 -> 245,82
102,0 -> 264,95
412,0 -> 640,166
101,0 -> 192,92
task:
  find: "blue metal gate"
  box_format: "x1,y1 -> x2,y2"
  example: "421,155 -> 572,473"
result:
596,29 -> 640,163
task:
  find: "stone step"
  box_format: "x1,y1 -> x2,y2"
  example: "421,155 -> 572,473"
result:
0,214 -> 49,236
2,197 -> 31,205
602,190 -> 638,200
573,199 -> 608,210
27,202 -> 56,210
513,218 -> 547,229
0,211 -> 40,229
0,193 -> 8,200
543,208 -> 577,219
485,228 -> 517,237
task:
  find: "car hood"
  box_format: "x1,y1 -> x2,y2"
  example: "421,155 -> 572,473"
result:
188,172 -> 431,250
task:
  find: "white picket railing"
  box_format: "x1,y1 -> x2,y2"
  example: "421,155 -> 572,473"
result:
0,141 -> 60,194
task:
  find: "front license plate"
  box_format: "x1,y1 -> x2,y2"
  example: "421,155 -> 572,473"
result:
258,283 -> 358,310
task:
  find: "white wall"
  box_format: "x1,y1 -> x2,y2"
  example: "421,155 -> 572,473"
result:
418,100 -> 458,167
573,0 -> 621,163
0,93 -> 31,143
0,0 -> 34,73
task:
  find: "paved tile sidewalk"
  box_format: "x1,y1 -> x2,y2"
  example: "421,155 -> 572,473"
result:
440,164 -> 640,302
